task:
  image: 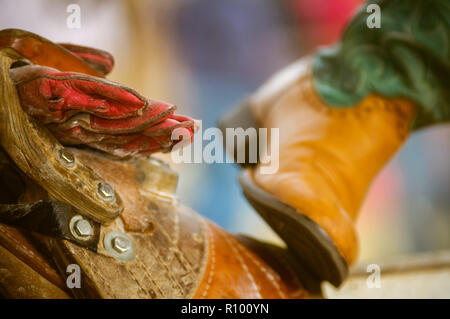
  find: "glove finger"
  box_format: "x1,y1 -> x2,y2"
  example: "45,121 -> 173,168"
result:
48,117 -> 194,156
138,129 -> 193,156
88,101 -> 176,133
58,43 -> 114,76
49,125 -> 138,145
122,132 -> 192,156
46,102 -> 176,134
12,65 -> 163,124
50,118 -> 194,145
88,135 -> 167,158
143,117 -> 194,136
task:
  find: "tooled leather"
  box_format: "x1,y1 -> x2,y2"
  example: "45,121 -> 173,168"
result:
53,149 -> 301,298
42,149 -> 209,298
1,147 -> 307,298
42,150 -> 302,299
251,59 -> 416,265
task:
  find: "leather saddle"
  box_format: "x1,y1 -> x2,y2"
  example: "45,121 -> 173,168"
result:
0,29 -> 308,299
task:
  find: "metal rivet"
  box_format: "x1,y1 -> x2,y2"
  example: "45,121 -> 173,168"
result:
69,215 -> 93,241
57,149 -> 75,168
74,219 -> 93,237
104,231 -> 136,262
97,181 -> 115,203
112,236 -> 130,254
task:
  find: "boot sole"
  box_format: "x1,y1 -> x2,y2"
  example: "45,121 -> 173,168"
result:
219,100 -> 348,290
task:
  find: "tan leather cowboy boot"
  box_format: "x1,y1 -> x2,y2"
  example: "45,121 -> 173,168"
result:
220,57 -> 416,290
220,0 -> 450,289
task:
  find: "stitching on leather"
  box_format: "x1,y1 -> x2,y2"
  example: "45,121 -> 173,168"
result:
223,231 -> 262,299
152,205 -> 179,263
236,242 -> 287,299
148,207 -> 188,297
201,225 -> 215,299
187,214 -> 208,299
78,247 -> 116,297
124,261 -> 154,298
267,246 -> 305,297
147,239 -> 185,297
136,256 -> 164,298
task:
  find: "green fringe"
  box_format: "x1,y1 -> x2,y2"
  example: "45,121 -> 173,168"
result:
313,0 -> 450,129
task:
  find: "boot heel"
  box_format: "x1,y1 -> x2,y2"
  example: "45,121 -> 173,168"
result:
217,97 -> 260,167
239,170 -> 348,290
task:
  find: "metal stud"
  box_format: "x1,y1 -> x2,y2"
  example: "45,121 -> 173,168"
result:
74,219 -> 93,237
57,149 -> 75,168
69,215 -> 93,241
104,230 -> 136,262
96,181 -> 115,203
112,235 -> 130,254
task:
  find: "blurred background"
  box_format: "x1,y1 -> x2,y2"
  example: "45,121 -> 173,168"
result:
1,0 -> 448,263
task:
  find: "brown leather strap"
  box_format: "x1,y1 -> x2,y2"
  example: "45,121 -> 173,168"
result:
0,224 -> 67,292
0,29 -> 102,76
0,244 -> 69,298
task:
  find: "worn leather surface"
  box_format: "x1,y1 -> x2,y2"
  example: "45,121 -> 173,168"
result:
33,149 -> 303,299
0,244 -> 69,299
57,43 -> 115,76
0,29 -> 103,77
2,29 -> 195,158
250,58 -> 416,265
40,149 -> 208,298
0,147 -> 307,298
0,223 -> 66,291
236,235 -> 309,298
10,64 -> 195,157
0,29 -> 308,298
193,223 -> 305,299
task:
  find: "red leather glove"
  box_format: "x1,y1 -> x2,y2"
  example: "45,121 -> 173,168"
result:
9,52 -> 195,157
